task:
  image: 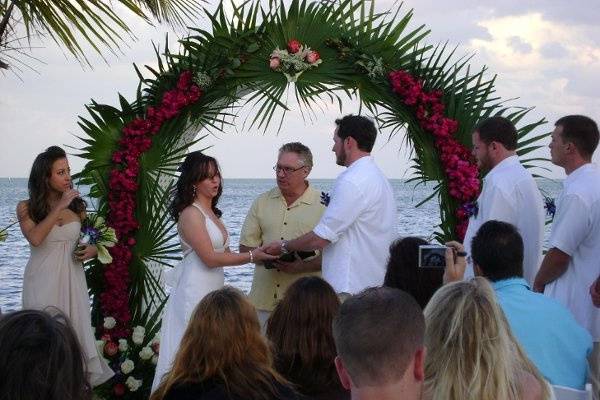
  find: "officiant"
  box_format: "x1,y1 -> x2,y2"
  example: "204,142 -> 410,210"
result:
239,142 -> 325,328
263,115 -> 397,300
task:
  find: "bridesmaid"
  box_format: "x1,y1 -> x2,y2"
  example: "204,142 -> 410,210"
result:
17,146 -> 113,386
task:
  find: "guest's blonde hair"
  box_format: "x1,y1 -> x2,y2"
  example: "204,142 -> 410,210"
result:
423,277 -> 549,400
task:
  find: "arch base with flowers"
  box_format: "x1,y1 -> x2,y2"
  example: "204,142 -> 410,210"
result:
76,0 -> 547,398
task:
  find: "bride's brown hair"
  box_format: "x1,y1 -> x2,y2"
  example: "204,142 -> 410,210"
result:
151,287 -> 290,400
169,151 -> 222,221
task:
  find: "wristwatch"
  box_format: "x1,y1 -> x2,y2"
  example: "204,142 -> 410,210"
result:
281,240 -> 290,255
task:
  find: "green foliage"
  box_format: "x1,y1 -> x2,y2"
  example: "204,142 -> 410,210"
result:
76,0 -> 551,396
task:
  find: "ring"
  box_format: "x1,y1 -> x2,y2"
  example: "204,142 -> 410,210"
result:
456,251 -> 467,257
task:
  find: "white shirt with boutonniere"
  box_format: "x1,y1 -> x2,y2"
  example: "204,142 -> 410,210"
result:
313,156 -> 397,294
463,155 -> 545,284
544,163 -> 600,340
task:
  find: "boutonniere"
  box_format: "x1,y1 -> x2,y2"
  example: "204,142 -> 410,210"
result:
462,201 -> 479,219
544,197 -> 556,219
320,191 -> 331,206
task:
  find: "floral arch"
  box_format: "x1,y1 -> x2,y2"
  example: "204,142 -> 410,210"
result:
76,0 -> 546,397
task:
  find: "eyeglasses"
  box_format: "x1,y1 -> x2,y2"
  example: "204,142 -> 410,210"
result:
273,165 -> 305,174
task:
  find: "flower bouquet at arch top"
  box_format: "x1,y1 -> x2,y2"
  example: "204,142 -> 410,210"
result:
269,38 -> 322,82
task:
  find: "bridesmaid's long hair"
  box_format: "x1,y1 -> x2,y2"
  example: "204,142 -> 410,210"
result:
169,151 -> 222,221
0,309 -> 92,400
150,287 -> 290,400
27,146 -> 86,223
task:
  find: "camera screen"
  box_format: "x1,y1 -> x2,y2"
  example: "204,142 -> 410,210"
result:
419,245 -> 446,268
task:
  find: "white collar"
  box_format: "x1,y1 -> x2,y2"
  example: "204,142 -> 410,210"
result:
485,155 -> 519,180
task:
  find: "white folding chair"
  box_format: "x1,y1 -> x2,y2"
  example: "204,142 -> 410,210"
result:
552,384 -> 593,400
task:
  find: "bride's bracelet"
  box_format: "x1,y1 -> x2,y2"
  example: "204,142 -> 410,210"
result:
249,250 -> 254,263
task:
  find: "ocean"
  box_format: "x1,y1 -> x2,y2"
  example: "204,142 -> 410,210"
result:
0,177 -> 562,311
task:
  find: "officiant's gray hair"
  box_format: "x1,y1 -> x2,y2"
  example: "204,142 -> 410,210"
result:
279,142 -> 314,169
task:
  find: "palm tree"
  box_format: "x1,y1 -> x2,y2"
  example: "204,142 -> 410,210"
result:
0,0 -> 203,74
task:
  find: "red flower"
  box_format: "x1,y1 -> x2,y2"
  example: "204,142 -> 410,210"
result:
287,39 -> 302,54
103,70 -> 204,340
113,383 -> 126,397
389,68 -> 480,241
104,341 -> 119,356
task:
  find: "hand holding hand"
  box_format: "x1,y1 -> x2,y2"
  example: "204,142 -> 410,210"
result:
275,253 -> 304,274
75,244 -> 98,262
262,240 -> 284,256
56,189 -> 80,211
443,241 -> 467,283
252,246 -> 279,262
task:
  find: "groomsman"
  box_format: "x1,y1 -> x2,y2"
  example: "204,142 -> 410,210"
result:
264,115 -> 397,298
462,116 -> 544,284
533,115 -> 600,395
239,142 -> 325,327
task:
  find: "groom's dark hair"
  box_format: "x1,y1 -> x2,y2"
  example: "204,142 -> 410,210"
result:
335,115 -> 377,152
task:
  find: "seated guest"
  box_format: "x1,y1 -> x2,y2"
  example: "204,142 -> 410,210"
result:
424,277 -> 548,400
471,220 -> 592,389
151,287 -> 305,400
332,287 -> 426,400
266,277 -> 349,400
384,237 -> 444,308
0,309 -> 91,400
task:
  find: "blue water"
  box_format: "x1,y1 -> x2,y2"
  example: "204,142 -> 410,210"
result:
0,177 -> 562,311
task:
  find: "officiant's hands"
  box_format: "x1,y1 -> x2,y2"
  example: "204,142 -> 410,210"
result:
274,253 -> 304,274
443,241 -> 467,283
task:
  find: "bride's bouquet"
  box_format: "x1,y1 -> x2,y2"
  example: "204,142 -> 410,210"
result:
78,213 -> 117,264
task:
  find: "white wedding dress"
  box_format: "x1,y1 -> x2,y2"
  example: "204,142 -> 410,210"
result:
152,203 -> 229,391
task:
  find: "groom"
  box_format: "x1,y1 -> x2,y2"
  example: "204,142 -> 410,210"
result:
264,115 -> 397,297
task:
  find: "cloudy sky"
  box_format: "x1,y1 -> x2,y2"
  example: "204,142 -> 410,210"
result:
1,0 -> 599,179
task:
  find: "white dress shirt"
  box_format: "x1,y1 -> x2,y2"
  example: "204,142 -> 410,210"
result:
544,163 -> 600,340
463,155 -> 544,284
313,156 -> 397,294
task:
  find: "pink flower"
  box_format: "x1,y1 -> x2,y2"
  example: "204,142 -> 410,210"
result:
287,39 -> 301,54
104,341 -> 119,356
306,50 -> 320,64
269,57 -> 281,70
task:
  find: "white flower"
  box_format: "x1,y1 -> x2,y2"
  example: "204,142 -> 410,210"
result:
95,340 -> 105,356
193,72 -> 212,89
139,346 -> 154,360
120,359 -> 135,375
103,317 -> 117,330
132,325 -> 145,345
125,376 -> 143,392
151,355 -> 159,365
118,339 -> 128,352
79,233 -> 91,245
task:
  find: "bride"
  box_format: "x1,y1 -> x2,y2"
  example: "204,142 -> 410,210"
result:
152,151 -> 276,391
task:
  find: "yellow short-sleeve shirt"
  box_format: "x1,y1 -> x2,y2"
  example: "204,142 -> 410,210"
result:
240,184 -> 326,311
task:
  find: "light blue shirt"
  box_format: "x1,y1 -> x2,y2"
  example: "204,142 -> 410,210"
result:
493,277 -> 592,389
